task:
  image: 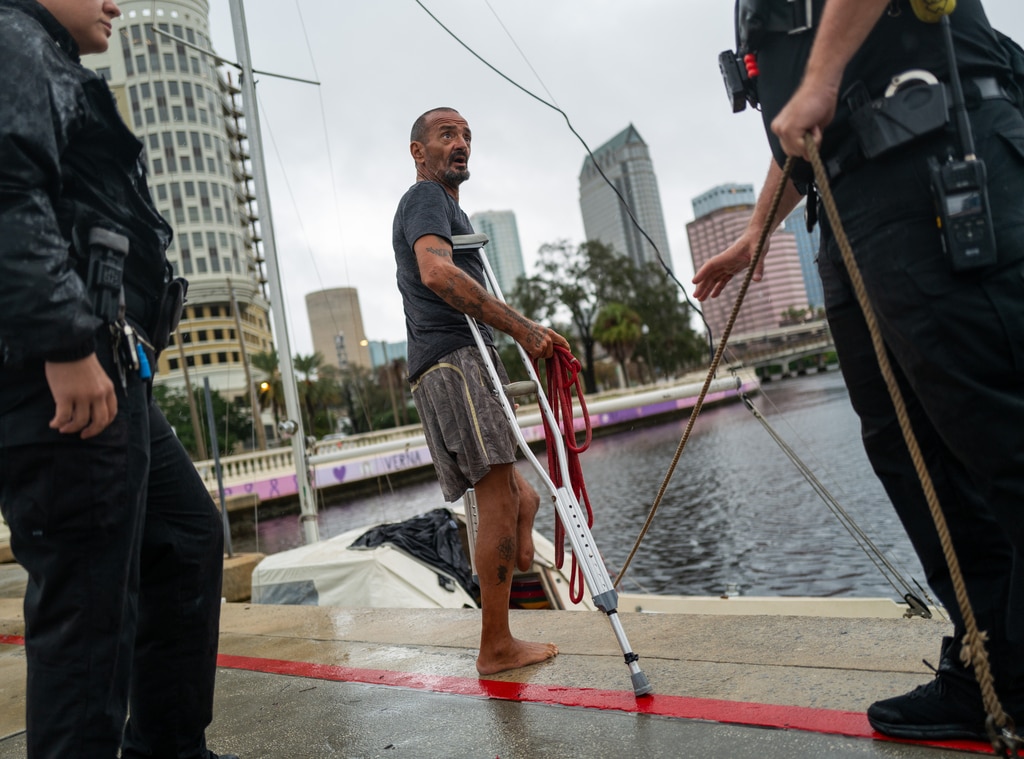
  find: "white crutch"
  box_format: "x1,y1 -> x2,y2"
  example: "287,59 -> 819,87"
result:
452,233 -> 652,698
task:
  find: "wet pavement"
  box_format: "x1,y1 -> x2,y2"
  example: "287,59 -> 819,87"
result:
0,562 -> 1007,758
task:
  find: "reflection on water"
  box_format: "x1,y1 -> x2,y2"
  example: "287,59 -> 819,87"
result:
235,370 -> 927,599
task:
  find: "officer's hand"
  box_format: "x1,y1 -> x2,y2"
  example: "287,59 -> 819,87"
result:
45,354 -> 118,439
692,232 -> 767,301
771,79 -> 839,160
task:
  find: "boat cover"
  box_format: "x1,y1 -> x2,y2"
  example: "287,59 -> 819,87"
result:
250,508 -> 480,609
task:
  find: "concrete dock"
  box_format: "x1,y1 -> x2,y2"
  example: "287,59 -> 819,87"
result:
0,561 -> 1013,758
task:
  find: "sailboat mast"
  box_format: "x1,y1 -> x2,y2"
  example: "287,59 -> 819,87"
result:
228,0 -> 320,544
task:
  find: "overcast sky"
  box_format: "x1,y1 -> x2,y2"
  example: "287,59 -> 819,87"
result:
205,1 -> 1024,356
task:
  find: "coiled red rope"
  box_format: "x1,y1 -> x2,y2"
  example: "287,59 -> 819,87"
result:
535,345 -> 593,603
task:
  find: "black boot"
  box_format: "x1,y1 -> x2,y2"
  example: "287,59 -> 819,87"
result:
868,635 -> 995,737
868,636 -> 1023,741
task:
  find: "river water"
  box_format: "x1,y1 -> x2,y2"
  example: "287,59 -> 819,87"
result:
237,369 -> 930,601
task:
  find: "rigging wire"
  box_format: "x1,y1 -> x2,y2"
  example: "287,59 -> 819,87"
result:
740,389 -> 937,617
413,0 -> 715,354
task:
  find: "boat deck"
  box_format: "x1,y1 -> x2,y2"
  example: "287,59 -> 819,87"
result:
0,563 -> 1005,758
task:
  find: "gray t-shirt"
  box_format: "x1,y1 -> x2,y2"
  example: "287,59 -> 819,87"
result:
393,181 -> 494,381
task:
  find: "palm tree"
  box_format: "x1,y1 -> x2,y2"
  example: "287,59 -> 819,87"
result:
593,302 -> 642,389
293,352 -> 325,435
251,349 -> 284,436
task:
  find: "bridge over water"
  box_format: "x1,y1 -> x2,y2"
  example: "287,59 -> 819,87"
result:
722,320 -> 837,380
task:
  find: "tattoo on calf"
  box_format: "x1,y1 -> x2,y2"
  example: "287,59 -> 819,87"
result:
498,536 -> 514,562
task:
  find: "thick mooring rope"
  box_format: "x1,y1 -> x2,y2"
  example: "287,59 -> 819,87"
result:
803,135 -> 1019,756
615,134 -> 1019,756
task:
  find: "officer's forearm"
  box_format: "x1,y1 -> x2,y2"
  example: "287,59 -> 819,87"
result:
803,0 -> 891,90
749,160 -> 803,236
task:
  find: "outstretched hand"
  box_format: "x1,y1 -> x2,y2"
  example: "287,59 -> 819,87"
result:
692,231 -> 766,302
46,354 -> 118,439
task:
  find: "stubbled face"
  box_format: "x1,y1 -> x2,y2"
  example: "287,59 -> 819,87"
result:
40,0 -> 121,55
414,111 -> 472,190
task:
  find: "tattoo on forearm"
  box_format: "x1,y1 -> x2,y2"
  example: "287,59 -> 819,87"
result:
425,245 -> 451,260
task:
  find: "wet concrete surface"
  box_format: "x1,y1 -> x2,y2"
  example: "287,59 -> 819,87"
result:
0,563 -> 1004,758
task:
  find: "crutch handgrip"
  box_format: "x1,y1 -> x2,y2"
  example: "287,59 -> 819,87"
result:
504,380 -> 538,398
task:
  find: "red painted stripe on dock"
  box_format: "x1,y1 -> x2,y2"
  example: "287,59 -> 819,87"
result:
0,634 -> 24,646
214,652 -> 992,753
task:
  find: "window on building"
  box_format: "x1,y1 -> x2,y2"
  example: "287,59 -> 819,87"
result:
161,132 -> 176,172
217,352 -> 228,364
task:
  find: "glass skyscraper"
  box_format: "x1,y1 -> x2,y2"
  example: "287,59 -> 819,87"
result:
578,124 -> 673,273
469,210 -> 526,296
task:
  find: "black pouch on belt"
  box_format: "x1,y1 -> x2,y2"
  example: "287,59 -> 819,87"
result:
151,276 -> 188,357
848,80 -> 949,160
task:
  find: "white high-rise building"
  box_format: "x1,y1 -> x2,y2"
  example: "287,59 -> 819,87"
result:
579,124 -> 673,272
469,210 -> 525,296
88,0 -> 274,399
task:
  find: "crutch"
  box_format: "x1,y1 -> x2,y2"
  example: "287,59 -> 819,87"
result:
452,233 -> 652,697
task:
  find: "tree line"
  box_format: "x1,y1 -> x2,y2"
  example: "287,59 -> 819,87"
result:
154,240 -> 706,460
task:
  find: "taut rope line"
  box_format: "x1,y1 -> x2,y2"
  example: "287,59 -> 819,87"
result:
614,156 -> 796,587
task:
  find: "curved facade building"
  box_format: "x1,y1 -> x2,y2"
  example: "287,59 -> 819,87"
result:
88,0 -> 274,399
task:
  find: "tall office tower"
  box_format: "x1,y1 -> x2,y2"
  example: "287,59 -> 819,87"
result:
469,210 -> 526,295
783,201 -> 824,311
579,124 -> 673,272
686,184 -> 810,339
306,288 -> 371,371
89,0 -> 274,400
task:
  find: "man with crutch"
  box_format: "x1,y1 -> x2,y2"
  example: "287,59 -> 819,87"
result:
393,107 -> 569,674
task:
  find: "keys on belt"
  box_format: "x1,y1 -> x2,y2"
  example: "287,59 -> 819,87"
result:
110,319 -> 153,393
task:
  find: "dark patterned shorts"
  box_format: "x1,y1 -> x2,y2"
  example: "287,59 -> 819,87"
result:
411,345 -> 518,502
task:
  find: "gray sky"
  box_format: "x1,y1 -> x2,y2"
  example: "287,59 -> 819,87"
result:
206,1 -> 1024,356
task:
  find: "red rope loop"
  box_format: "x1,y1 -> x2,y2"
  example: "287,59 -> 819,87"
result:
535,345 -> 593,604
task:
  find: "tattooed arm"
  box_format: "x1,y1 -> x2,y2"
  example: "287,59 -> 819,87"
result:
414,234 -> 569,360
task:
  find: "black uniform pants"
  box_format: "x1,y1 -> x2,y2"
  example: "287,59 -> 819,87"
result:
0,337 -> 224,758
818,100 -> 1024,689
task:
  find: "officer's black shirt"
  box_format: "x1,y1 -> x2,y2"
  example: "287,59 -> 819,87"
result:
749,0 -> 1013,180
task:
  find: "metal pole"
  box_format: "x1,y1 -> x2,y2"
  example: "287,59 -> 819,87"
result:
204,377 -> 234,558
228,279 -> 268,450
228,0 -> 319,543
382,342 -> 400,427
176,338 -> 207,460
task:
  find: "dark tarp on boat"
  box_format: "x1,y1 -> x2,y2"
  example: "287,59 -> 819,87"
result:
350,508 -> 479,600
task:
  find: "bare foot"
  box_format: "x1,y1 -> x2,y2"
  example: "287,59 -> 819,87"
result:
477,637 -> 558,675
516,492 -> 539,572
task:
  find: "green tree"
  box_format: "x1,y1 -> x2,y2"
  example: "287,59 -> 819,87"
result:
593,302 -> 642,388
153,384 -> 255,459
251,349 -> 284,433
511,240 -> 703,392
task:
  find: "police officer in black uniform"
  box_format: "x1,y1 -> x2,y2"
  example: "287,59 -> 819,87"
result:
695,0 -> 1024,742
0,0 -> 237,756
